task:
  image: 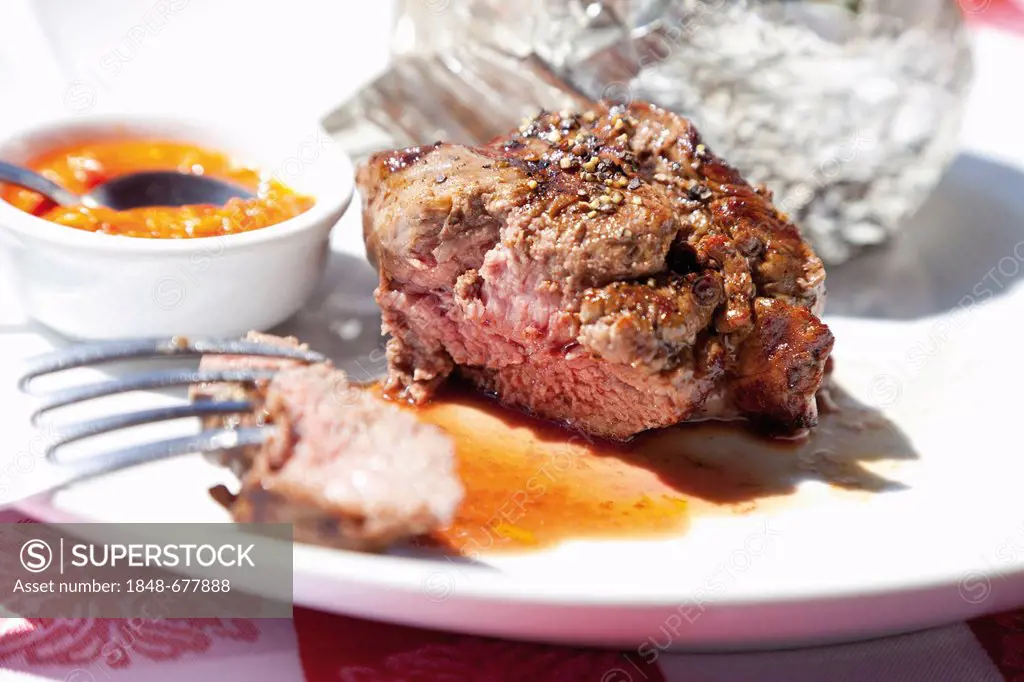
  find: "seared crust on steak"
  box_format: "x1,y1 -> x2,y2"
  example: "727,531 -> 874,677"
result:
358,101 -> 833,439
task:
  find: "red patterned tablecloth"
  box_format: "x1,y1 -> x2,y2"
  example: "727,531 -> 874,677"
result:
3,3 -> 1024,680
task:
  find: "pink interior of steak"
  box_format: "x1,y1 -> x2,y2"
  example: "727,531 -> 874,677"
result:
248,364 -> 462,545
358,101 -> 834,439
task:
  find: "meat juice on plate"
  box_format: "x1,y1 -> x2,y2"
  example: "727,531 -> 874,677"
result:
406,382 -> 913,554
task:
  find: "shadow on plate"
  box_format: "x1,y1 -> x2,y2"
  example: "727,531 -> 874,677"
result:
522,384 -> 915,506
827,153 -> 1024,319
616,386 -> 917,505
272,250 -> 385,379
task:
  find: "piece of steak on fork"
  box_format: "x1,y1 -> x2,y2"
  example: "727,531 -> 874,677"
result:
193,332 -> 463,551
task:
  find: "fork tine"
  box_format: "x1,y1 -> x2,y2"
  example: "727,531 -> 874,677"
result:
19,337 -> 326,391
54,427 -> 272,473
44,400 -> 254,457
30,369 -> 276,424
0,427 -> 273,509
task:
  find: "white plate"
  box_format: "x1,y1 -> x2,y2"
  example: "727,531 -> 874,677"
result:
4,31 -> 1024,650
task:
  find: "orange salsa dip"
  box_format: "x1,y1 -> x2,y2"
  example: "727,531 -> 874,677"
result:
1,139 -> 315,239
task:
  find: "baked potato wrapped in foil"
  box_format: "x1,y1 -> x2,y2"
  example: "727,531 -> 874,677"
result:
324,0 -> 972,263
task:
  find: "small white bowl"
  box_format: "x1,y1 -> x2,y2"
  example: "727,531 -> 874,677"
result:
0,113 -> 354,339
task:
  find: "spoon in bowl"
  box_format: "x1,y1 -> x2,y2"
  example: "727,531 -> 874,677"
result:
0,160 -> 255,210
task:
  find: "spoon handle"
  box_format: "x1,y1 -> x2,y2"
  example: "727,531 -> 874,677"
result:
0,160 -> 80,206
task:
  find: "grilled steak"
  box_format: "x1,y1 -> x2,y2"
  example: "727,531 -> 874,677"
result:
193,332 -> 463,551
358,101 -> 833,440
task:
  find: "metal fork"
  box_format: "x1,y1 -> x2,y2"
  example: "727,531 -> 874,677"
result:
5,336 -> 325,508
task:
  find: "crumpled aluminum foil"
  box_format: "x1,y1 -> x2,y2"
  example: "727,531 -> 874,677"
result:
324,0 -> 972,264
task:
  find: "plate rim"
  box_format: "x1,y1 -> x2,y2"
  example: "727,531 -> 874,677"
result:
18,491 -> 1024,611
